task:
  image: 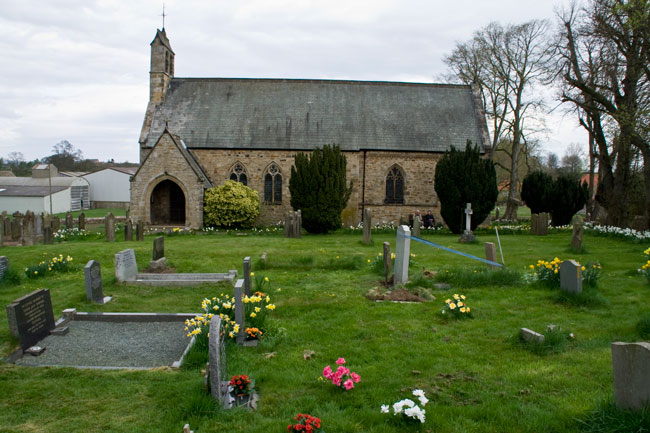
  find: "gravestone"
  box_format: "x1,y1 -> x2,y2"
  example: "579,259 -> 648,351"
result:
22,211 -> 35,246
114,249 -> 138,282
611,342 -> 650,410
65,212 -> 74,229
243,257 -> 251,296
105,213 -> 115,242
153,236 -> 164,260
11,218 -> 22,241
560,260 -> 582,294
284,211 -> 302,238
571,215 -> 584,250
0,223 -> 3,246
485,242 -> 498,270
363,208 -> 372,245
520,328 -> 545,343
383,242 -> 391,285
459,203 -> 475,243
0,256 -> 8,280
234,279 -> 245,344
530,214 -> 539,235
208,315 -> 228,407
136,221 -> 144,241
3,216 -> 11,240
124,219 -> 133,241
6,289 -> 56,349
43,227 -> 53,245
260,253 -> 267,265
51,216 -> 61,232
495,207 -> 500,221
394,225 -> 411,286
538,212 -> 548,235
78,212 -> 86,230
84,260 -> 111,304
413,215 -> 421,238
34,213 -> 42,236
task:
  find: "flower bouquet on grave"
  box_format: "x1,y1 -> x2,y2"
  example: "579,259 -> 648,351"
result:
287,413 -> 324,433
441,293 -> 472,319
381,389 -> 429,424
245,327 -> 263,341
228,374 -> 255,406
322,357 -> 361,391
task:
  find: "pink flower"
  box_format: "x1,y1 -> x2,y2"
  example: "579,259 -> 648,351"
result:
351,372 -> 361,383
336,366 -> 349,376
323,365 -> 333,379
335,357 -> 346,365
343,379 -> 354,390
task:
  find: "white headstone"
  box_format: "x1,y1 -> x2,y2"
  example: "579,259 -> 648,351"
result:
394,225 -> 411,286
560,260 -> 582,294
114,249 -> 138,282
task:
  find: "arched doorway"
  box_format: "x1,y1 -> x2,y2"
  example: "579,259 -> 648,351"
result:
150,179 -> 186,225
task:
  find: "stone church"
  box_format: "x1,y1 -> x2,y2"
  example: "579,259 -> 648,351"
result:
130,28 -> 490,228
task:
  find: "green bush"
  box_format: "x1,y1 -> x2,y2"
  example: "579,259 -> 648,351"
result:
289,144 -> 353,234
549,175 -> 588,226
434,141 -> 498,234
521,170 -> 553,214
203,180 -> 260,228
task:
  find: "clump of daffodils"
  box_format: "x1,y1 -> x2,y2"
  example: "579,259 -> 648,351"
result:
528,257 -> 601,288
442,293 -> 472,319
25,254 -> 75,279
381,389 -> 429,423
184,293 -> 239,340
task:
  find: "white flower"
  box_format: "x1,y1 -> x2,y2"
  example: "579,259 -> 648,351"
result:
412,389 -> 429,406
404,405 -> 426,423
380,404 -> 390,413
393,399 -> 415,414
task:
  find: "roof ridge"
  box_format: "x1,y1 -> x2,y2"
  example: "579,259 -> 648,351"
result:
169,77 -> 470,88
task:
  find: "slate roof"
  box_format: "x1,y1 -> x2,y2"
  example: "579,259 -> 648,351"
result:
0,177 -> 87,188
0,185 -> 68,197
142,78 -> 489,153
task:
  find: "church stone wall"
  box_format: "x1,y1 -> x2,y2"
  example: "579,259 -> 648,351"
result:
130,133 -> 205,228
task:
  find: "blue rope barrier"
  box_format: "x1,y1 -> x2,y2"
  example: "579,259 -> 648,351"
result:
398,232 -> 504,268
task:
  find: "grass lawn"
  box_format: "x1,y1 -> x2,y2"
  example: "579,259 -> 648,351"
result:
0,229 -> 649,432
54,208 -> 127,219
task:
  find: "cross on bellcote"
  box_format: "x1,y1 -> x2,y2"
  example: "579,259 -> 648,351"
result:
160,4 -> 167,29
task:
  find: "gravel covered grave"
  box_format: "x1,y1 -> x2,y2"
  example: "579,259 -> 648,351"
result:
16,320 -> 190,368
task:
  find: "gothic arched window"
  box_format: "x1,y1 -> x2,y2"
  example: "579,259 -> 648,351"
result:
229,163 -> 248,186
264,163 -> 282,204
385,166 -> 405,204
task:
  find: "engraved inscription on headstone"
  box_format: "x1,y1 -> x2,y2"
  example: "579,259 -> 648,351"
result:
6,289 -> 56,349
115,249 -> 138,282
153,236 -> 164,260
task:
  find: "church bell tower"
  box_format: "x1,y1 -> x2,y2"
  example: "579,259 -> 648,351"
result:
149,28 -> 175,104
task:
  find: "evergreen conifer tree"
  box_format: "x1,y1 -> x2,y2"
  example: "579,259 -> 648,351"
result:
521,170 -> 554,214
434,141 -> 498,234
289,145 -> 353,234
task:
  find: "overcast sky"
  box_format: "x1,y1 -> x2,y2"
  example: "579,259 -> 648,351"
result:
0,0 -> 584,163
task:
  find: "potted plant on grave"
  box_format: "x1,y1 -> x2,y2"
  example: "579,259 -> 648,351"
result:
228,374 -> 255,405
245,327 -> 263,342
287,413 -> 324,432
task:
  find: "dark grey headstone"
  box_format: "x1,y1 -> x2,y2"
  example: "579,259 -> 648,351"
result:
11,218 -> 22,241
243,257 -> 251,296
363,208 -> 372,244
43,227 -> 53,245
115,249 -> 138,282
34,213 -> 42,236
485,242 -> 498,269
124,219 -> 133,241
234,279 -> 245,344
78,212 -> 85,230
530,213 -> 539,235
612,342 -> 650,410
51,216 -> 61,232
560,260 -> 582,294
3,217 -> 11,240
383,241 -> 391,284
153,236 -> 164,260
136,221 -> 144,241
84,260 -> 105,303
22,211 -> 34,246
538,212 -> 548,235
6,289 -> 56,349
105,213 -> 115,242
0,256 -> 8,280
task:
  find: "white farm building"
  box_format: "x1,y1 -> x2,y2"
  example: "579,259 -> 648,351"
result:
82,167 -> 136,209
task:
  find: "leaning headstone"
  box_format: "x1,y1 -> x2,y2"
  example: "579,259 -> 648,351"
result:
394,225 -> 411,286
234,279 -> 245,344
6,289 -> 56,349
538,212 -> 548,235
0,256 -> 8,280
362,208 -> 372,245
114,249 -> 138,282
383,242 -> 391,285
459,203 -> 475,243
485,242 -> 498,270
611,342 -> 650,411
153,236 -> 164,260
136,221 -> 144,241
51,216 -> 61,233
105,213 -> 115,242
78,212 -> 86,230
520,328 -> 545,343
84,260 -> 111,304
243,257 -> 251,296
22,212 -> 34,246
560,260 -> 582,294
413,216 -> 421,238
208,315 -> 228,407
124,219 -> 133,241
571,215 -> 584,250
43,227 -> 53,245
65,212 -> 74,229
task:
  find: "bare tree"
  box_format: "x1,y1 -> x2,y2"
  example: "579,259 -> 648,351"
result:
554,1 -> 650,227
444,20 -> 553,220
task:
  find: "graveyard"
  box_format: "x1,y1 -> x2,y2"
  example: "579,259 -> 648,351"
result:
1,225 -> 650,432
